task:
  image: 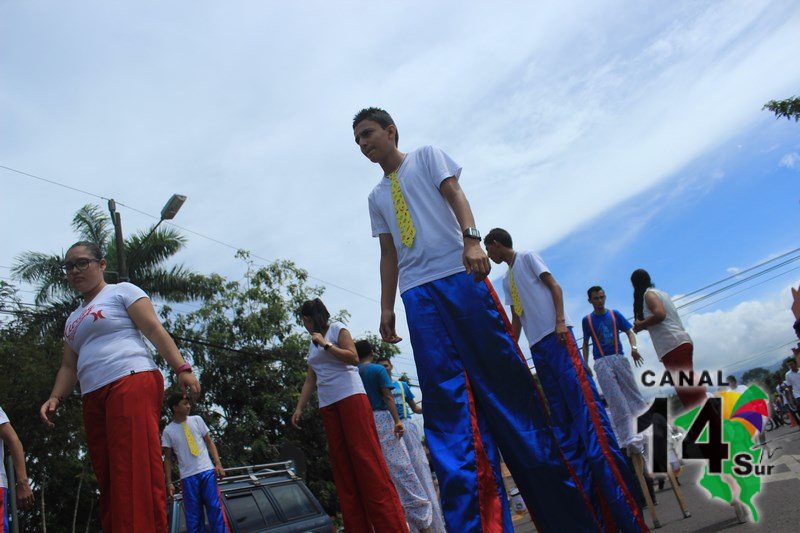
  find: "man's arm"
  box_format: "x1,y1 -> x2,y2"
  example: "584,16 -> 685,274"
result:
378,233 -> 402,343
382,388 -> 405,438
202,433 -> 226,478
581,336 -> 593,377
439,177 -> 490,281
633,292 -> 666,332
407,397 -> 423,414
163,447 -> 175,499
510,308 -> 522,342
539,272 -> 568,344
0,422 -> 34,509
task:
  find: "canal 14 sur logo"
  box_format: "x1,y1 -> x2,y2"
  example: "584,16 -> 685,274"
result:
638,382 -> 772,522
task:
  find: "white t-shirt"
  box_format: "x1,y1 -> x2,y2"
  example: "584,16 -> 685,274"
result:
785,370 -> 800,399
306,322 -> 365,408
162,415 -> 215,480
368,145 -> 466,294
64,283 -> 157,395
643,288 -> 692,360
0,406 -> 8,488
502,250 -> 572,347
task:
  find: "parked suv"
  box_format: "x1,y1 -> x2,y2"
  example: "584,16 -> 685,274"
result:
168,461 -> 333,532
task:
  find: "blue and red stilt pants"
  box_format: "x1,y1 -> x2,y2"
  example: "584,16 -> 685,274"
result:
401,272 -> 600,532
181,469 -> 229,532
530,330 -> 648,532
82,370 -> 167,532
319,393 -> 408,533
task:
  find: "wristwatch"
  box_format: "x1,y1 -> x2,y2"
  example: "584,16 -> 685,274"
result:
323,342 -> 333,351
463,227 -> 481,241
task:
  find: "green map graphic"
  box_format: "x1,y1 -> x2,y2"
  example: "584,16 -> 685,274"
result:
674,385 -> 768,522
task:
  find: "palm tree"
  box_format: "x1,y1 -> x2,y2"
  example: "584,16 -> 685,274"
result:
11,203 -> 210,332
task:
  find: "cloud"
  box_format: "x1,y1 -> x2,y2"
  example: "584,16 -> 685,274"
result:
779,152 -> 800,169
2,1 -> 800,386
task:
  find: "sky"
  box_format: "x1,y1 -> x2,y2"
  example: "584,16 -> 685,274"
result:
2,1 -> 800,401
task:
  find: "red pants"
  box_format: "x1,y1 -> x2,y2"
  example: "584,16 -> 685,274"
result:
661,343 -> 706,409
320,393 -> 407,533
82,370 -> 167,532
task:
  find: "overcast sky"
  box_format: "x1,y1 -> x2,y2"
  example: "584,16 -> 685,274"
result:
2,1 -> 799,397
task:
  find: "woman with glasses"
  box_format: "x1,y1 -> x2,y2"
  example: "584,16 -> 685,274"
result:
38,241 -> 200,532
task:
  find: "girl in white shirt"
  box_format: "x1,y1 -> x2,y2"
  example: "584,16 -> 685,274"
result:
291,298 -> 407,532
38,241 -> 200,532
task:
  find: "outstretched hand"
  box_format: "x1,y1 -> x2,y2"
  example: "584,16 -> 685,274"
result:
632,350 -> 644,367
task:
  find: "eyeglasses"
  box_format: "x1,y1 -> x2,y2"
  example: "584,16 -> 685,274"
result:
61,258 -> 100,274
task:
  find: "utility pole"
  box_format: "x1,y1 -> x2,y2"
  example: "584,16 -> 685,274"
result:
107,199 -> 129,282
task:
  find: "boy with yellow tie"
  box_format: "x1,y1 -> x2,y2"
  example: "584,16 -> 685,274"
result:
163,393 -> 229,532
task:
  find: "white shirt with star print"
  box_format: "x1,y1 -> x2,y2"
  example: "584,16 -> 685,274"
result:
64,282 -> 156,395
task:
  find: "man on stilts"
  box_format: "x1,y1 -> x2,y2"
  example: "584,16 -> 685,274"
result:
354,107 -> 606,532
581,285 -> 649,454
484,228 -> 647,532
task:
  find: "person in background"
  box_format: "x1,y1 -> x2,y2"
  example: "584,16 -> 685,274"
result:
163,394 -> 228,533
291,299 -> 407,532
1,405 -> 35,531
378,358 -> 446,533
631,269 -> 705,409
581,285 -> 648,453
356,341 -> 432,532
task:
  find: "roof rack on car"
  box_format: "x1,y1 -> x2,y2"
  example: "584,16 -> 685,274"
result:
168,461 -> 298,491
221,461 -> 299,484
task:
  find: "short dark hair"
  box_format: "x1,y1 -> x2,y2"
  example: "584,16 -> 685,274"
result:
587,286 -> 604,299
167,392 -> 186,412
352,107 -> 399,146
727,375 -> 737,384
788,357 -> 798,365
355,340 -> 373,361
300,298 -> 330,334
68,241 -> 103,260
484,228 -> 512,248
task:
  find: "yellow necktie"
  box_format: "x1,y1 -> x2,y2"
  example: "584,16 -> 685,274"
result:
389,171 -> 415,248
182,422 -> 200,457
509,270 -> 524,317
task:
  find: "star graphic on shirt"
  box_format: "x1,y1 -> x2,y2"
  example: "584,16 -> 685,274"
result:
90,310 -> 105,322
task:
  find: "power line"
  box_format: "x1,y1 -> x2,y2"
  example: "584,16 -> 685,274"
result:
0,305 -> 423,388
673,247 -> 800,302
0,164 -> 386,308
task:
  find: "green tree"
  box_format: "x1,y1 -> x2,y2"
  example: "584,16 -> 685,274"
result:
763,96 -> 800,121
161,253 -> 342,514
741,367 -> 771,385
11,203 -> 209,333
